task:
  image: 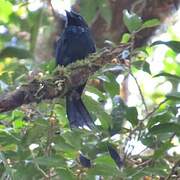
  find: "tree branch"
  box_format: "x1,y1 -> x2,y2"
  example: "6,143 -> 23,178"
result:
0,45 -> 129,113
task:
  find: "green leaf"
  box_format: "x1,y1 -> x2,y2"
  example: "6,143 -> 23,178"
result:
94,155 -> 117,166
147,111 -> 172,128
88,163 -> 119,176
132,60 -> 151,74
121,33 -> 131,43
0,46 -> 32,59
103,72 -> 119,97
166,92 -> 180,101
125,107 -> 138,126
110,97 -> 126,134
12,110 -> 25,120
151,40 -> 180,53
0,131 -> 19,146
13,120 -> 26,129
154,141 -> 173,158
149,123 -> 180,135
0,0 -> 13,23
141,19 -> 160,29
83,95 -> 112,129
154,72 -> 180,81
0,114 -> 9,121
53,136 -> 76,152
123,10 -> 142,33
0,72 -> 10,84
86,85 -> 107,101
53,104 -> 68,126
13,163 -> 41,180
141,134 -> 156,147
22,119 -> 49,144
35,156 -> 66,168
56,168 -> 76,180
62,130 -> 82,150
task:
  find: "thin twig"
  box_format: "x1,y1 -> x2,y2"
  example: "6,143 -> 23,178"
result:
130,71 -> 148,113
166,159 -> 180,180
31,151 -> 49,178
141,98 -> 168,121
47,0 -> 59,19
123,98 -> 168,160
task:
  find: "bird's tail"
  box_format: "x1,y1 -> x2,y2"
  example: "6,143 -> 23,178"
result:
66,95 -> 94,129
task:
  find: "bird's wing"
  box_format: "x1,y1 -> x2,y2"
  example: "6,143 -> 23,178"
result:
55,34 -> 70,66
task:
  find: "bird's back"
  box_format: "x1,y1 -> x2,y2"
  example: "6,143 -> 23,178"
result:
56,25 -> 95,66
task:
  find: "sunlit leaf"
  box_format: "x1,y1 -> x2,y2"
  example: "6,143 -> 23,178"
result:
141,19 -> 160,29
151,40 -> 180,53
149,123 -> 180,135
154,72 -> 180,81
12,110 -> 25,120
13,119 -> 26,129
121,33 -> 131,43
53,104 -> 68,126
0,0 -> 13,23
123,10 -> 142,33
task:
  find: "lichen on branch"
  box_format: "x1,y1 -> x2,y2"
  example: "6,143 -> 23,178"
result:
0,45 -> 130,113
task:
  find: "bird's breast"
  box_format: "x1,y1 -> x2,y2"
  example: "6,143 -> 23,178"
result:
65,26 -> 88,35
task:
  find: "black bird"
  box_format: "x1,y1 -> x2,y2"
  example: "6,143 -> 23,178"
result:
55,10 -> 96,128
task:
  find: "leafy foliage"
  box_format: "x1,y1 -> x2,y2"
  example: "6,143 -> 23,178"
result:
0,0 -> 179,179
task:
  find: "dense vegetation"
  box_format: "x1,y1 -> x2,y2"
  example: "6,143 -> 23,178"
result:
0,0 -> 179,179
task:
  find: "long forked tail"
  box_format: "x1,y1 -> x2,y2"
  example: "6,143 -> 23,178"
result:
66,95 -> 94,129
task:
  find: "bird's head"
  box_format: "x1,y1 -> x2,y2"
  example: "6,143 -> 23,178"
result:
65,10 -> 88,27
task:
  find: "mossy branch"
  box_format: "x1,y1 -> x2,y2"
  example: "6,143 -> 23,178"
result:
0,45 -> 129,113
